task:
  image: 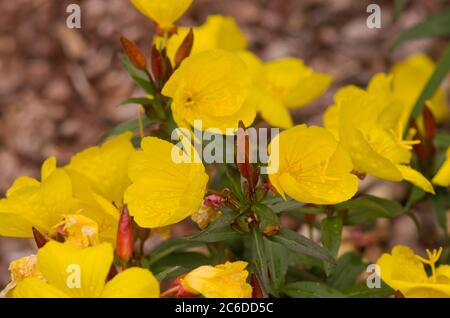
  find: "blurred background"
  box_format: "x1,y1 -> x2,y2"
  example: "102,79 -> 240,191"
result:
0,0 -> 449,288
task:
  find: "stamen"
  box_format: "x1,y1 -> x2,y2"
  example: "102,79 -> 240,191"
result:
415,247 -> 443,283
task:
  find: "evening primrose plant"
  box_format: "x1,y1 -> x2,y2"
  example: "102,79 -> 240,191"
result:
1,0 -> 449,299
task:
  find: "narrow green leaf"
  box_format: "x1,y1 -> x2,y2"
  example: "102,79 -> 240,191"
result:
410,43 -> 450,119
336,195 -> 403,224
119,53 -> 155,94
321,216 -> 343,275
270,229 -> 336,265
327,252 -> 367,289
392,8 -> 450,49
432,195 -> 448,239
264,238 -> 288,296
435,132 -> 450,148
344,283 -> 394,298
146,238 -> 203,266
120,97 -> 154,106
155,266 -> 190,282
282,282 -> 345,298
250,227 -> 271,296
106,117 -> 159,138
185,211 -> 239,242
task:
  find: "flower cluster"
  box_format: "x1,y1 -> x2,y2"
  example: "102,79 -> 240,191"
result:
1,0 -> 449,299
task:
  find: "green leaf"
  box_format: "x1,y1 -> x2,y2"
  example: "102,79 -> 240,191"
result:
336,195 -> 403,224
435,132 -> 450,148
321,216 -> 343,275
250,227 -> 270,296
344,283 -> 394,298
185,211 -> 239,243
270,229 -> 336,265
282,282 -> 345,298
253,203 -> 279,224
270,199 -> 326,214
410,43 -> 450,119
146,238 -> 203,267
150,252 -> 210,273
264,238 -> 288,296
120,97 -> 154,106
155,266 -> 190,282
106,117 -> 159,138
392,8 -> 450,49
432,195 -> 448,239
404,186 -> 426,211
327,252 -> 367,289
321,216 -> 343,257
119,53 -> 155,94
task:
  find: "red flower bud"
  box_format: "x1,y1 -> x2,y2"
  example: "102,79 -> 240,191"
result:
175,28 -> 194,67
251,273 -> 263,298
203,194 -> 225,209
422,105 -> 436,140
120,36 -> 147,71
116,206 -> 134,262
32,227 -> 48,248
236,121 -> 254,180
151,45 -> 165,84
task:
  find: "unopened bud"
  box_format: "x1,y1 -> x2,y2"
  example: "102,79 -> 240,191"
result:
251,273 -> 264,298
422,105 -> 436,139
236,121 -> 254,180
175,28 -> 194,67
120,36 -> 147,71
32,227 -> 48,248
151,45 -> 164,84
116,206 -> 134,262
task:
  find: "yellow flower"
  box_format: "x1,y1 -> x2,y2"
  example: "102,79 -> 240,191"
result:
124,136 -> 208,228
64,132 -> 135,242
0,255 -> 44,297
181,261 -> 252,298
0,157 -> 72,237
391,54 -> 449,125
377,245 -> 450,297
131,0 -> 192,30
162,49 -> 255,132
13,241 -> 160,298
324,78 -> 434,194
268,125 -> 358,205
159,15 -> 247,63
432,147 -> 450,187
244,57 -> 332,129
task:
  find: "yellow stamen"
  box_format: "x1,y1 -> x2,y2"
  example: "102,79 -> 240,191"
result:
415,247 -> 443,283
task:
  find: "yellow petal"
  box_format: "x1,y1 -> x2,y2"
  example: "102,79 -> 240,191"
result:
268,125 -> 358,205
102,267 -> 160,298
0,168 -> 72,237
163,49 -> 253,132
37,241 -> 113,297
182,261 -> 252,298
41,156 -> 57,181
13,278 -> 69,298
65,132 -> 134,208
6,176 -> 40,197
131,0 -> 192,29
432,147 -> 450,187
124,137 -> 208,228
396,165 -> 435,194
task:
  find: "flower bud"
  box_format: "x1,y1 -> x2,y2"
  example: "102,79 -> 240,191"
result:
120,36 -> 147,71
422,105 -> 436,140
251,273 -> 264,298
116,206 -> 134,262
262,223 -> 280,237
236,121 -> 254,180
151,45 -> 165,84
32,227 -> 48,248
175,28 -> 194,67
